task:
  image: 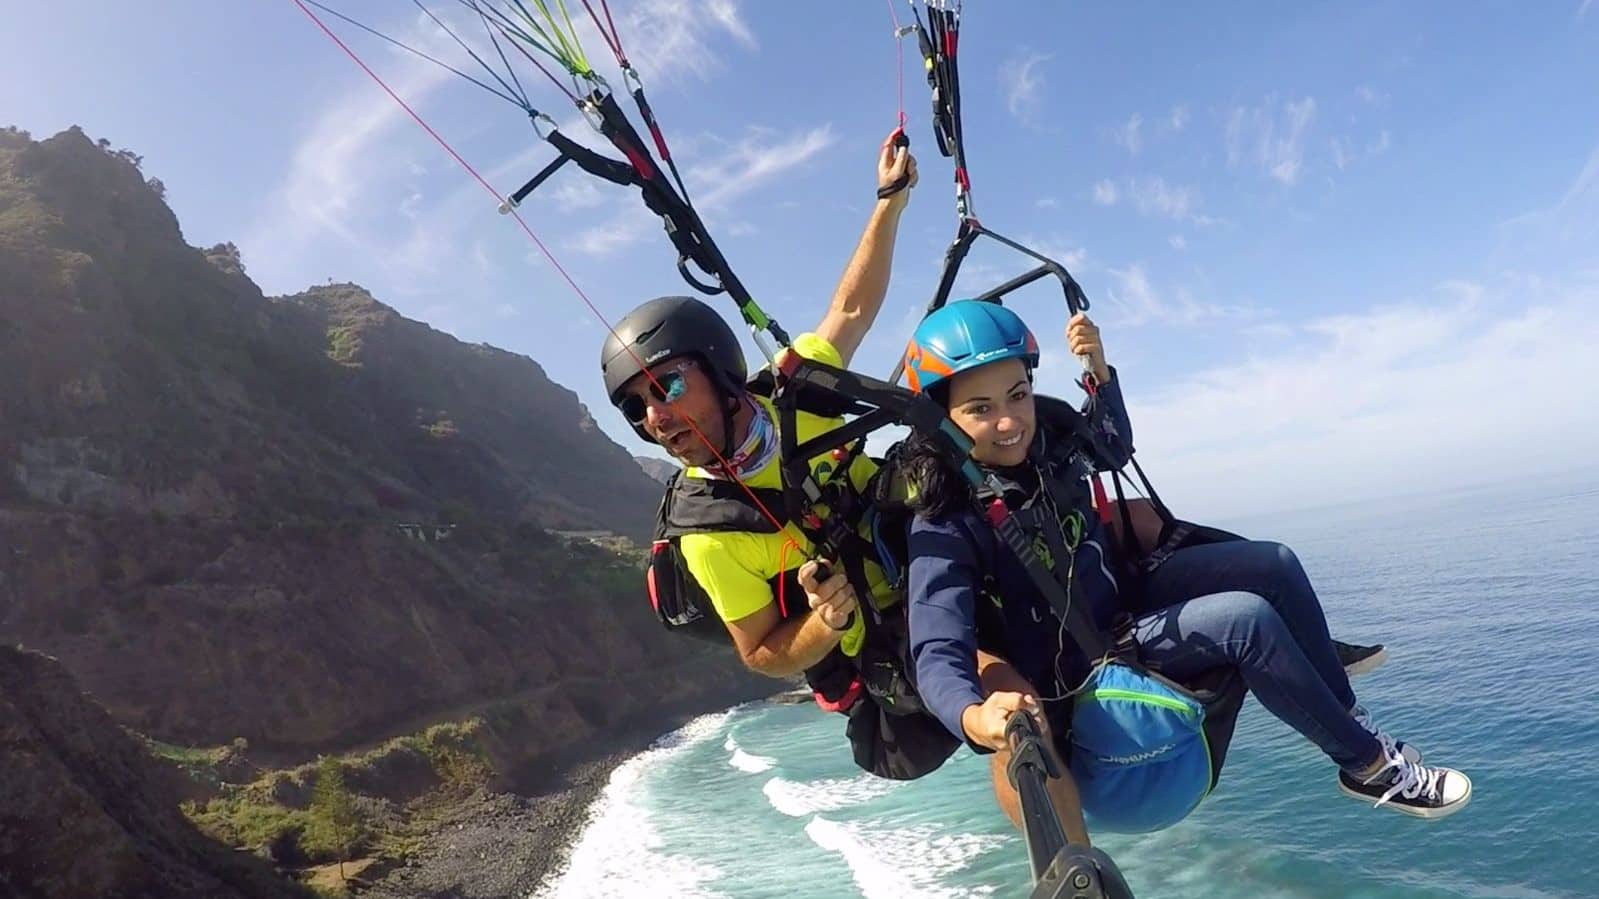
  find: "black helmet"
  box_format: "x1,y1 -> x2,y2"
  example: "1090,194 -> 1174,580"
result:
600,296 -> 747,442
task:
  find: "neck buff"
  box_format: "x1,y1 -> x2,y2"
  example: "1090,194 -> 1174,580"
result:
702,397 -> 778,481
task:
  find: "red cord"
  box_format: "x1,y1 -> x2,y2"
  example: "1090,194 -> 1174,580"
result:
580,0 -> 627,67
886,0 -> 908,132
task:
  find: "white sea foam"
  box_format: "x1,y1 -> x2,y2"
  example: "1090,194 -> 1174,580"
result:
804,815 -> 1008,899
761,774 -> 905,817
729,747 -> 776,773
721,734 -> 777,773
532,710 -> 736,899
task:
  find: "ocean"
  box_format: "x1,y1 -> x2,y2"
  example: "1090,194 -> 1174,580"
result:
537,474 -> 1599,898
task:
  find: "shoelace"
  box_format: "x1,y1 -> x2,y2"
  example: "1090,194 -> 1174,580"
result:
1364,748 -> 1447,808
1351,704 -> 1401,756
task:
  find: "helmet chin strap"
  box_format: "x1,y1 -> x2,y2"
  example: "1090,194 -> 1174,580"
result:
714,386 -> 747,470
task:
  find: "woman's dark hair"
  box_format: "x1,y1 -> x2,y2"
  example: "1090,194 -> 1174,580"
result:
898,382 -> 977,521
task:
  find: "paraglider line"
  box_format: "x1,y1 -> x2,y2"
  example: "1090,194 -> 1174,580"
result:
301,0 -> 528,110
289,0 -> 805,552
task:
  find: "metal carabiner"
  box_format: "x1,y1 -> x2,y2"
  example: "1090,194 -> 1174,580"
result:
578,98 -> 605,134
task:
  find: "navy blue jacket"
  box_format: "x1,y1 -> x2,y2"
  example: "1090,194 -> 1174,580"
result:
907,374 -> 1135,749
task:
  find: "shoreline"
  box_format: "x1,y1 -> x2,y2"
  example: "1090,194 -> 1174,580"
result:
358,691 -> 794,898
355,746 -> 639,899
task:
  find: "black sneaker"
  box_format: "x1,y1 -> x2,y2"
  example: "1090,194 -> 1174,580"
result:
1338,749 -> 1472,819
1334,640 -> 1387,678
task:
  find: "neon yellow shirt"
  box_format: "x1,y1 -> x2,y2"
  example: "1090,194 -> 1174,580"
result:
678,333 -> 897,643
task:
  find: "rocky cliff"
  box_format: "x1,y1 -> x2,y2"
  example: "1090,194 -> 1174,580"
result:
0,125 -> 769,776
0,645 -> 313,899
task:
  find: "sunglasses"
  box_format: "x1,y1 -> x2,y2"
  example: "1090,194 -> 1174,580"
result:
617,360 -> 694,424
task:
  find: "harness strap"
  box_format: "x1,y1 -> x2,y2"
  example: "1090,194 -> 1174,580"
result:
982,495 -> 1110,662
1110,468 -> 1143,565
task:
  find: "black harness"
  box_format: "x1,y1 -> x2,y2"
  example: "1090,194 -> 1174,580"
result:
646,459 -> 960,781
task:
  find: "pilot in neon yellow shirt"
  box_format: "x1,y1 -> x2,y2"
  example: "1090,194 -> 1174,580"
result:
677,333 -> 897,652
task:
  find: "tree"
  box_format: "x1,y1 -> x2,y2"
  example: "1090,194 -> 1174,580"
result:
305,757 -> 366,880
204,241 -> 247,277
111,147 -> 143,169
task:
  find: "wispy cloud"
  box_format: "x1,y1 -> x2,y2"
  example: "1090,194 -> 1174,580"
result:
1002,50 -> 1053,125
399,190 -> 425,220
1496,139 -> 1599,272
951,260 -> 1011,296
470,240 -> 496,275
1108,107 -> 1190,153
1112,113 -> 1144,155
1168,234 -> 1188,251
1036,196 -> 1060,209
1094,176 -> 1217,226
1020,236 -> 1088,272
1332,129 -> 1391,171
1579,0 -> 1594,19
1099,264 -> 1260,327
1126,177 -> 1204,223
246,41 -> 455,293
1126,277 -> 1599,517
1100,264 -> 1173,326
366,140 -> 556,290
689,125 -> 836,207
1226,95 -> 1317,185
616,0 -> 757,85
570,205 -> 660,257
548,179 -> 609,212
1355,85 -> 1391,108
566,124 -> 837,257
704,0 -> 757,45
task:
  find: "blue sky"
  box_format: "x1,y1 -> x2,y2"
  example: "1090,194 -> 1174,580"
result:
5,1 -> 1597,517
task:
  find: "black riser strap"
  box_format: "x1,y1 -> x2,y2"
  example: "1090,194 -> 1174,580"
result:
544,130 -> 635,186
988,506 -> 1109,660
503,153 -> 570,208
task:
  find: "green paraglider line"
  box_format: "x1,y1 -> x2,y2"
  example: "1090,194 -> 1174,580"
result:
453,0 -> 584,100
504,0 -> 591,77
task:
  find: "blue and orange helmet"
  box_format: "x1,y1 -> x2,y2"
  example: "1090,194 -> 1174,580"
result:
902,300 -> 1040,394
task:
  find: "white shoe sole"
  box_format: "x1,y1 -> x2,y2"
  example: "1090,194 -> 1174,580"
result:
1338,772 -> 1472,819
1343,645 -> 1389,678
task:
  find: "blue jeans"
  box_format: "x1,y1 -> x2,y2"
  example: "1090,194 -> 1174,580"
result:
1125,540 -> 1381,771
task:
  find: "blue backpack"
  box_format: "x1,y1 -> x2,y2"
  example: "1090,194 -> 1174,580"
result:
1069,658 -> 1245,833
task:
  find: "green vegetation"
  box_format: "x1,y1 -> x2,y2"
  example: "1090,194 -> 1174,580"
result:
408,721 -> 494,787
187,796 -> 312,859
301,758 -> 368,880
324,325 -> 363,365
145,738 -> 229,767
181,720 -> 493,876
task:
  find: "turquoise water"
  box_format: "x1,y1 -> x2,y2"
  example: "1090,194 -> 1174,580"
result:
538,476 -> 1599,898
